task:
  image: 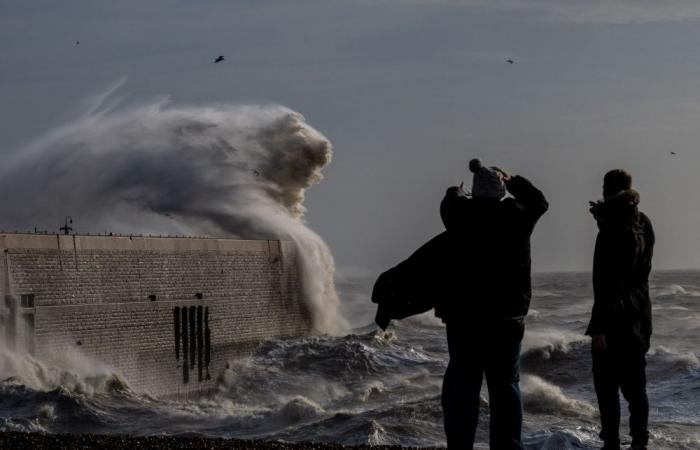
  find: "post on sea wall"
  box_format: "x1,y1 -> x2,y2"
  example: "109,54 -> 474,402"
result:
1,244 -> 37,355
5,298 -> 18,351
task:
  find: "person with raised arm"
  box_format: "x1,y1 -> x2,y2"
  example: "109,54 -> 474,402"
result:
437,158 -> 548,450
587,169 -> 655,450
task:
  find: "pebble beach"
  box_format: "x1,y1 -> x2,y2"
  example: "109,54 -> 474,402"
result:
0,432 -> 440,450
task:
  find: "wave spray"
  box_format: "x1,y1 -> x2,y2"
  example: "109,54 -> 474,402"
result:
0,83 -> 348,334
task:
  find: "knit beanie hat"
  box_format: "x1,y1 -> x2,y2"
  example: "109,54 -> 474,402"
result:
469,158 -> 506,200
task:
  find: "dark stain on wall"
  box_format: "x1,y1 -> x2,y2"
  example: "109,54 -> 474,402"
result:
174,305 -> 212,384
197,306 -> 203,382
189,306 -> 196,369
174,307 -> 180,361
205,307 -> 211,381
181,307 -> 189,384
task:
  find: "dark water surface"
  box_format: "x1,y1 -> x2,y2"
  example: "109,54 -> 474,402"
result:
1,272 -> 698,449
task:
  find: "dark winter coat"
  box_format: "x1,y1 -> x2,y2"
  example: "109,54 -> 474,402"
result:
585,189 -> 655,353
435,175 -> 548,322
372,232 -> 453,330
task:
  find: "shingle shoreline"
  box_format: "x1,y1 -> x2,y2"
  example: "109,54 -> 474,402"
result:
0,432 -> 442,450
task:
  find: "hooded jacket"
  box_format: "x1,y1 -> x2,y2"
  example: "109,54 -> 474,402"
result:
435,175 -> 548,322
585,189 -> 655,352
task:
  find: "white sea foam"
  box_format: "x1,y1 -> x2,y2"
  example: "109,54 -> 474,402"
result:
522,329 -> 586,356
278,396 -> 326,424
648,346 -> 700,373
0,344 -> 127,395
404,311 -> 444,328
366,420 -> 388,446
358,381 -> 386,402
520,375 -> 595,417
37,404 -> 56,422
652,284 -> 700,297
532,289 -> 562,298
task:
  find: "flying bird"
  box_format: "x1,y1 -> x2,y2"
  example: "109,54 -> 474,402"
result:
670,152 -> 677,155
507,59 -> 514,64
75,41 -> 80,45
214,55 -> 224,63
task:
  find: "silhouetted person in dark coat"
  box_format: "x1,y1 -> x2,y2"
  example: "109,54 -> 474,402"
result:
586,169 -> 655,450
437,158 -> 548,450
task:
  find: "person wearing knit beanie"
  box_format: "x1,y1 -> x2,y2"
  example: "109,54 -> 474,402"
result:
469,158 -> 507,200
435,157 -> 548,450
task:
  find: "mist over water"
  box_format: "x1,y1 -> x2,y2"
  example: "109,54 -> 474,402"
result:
0,83 -> 347,334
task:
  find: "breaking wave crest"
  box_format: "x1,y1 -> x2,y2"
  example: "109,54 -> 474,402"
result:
652,284 -> 700,297
0,346 -> 128,395
521,375 -> 596,417
647,346 -> 700,376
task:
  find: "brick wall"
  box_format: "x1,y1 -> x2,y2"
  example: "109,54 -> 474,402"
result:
0,234 -> 310,397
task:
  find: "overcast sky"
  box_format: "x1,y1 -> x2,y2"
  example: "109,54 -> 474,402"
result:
3,1 -> 700,273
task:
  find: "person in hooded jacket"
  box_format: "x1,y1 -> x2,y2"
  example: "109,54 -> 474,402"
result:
437,158 -> 548,450
586,169 -> 655,450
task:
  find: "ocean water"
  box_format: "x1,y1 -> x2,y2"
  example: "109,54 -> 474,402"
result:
1,271 -> 699,449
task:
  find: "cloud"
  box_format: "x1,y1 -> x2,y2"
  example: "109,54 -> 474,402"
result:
396,0 -> 700,24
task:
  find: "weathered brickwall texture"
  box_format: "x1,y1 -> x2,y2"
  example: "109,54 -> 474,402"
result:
0,234 -> 310,397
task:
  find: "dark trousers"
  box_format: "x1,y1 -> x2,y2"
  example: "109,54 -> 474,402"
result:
442,320 -> 524,450
592,339 -> 649,448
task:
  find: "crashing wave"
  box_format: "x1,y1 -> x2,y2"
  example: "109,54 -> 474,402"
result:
0,346 -> 129,395
652,284 -> 700,298
521,375 -> 596,417
647,346 -> 700,377
0,81 -> 347,334
278,396 -> 326,424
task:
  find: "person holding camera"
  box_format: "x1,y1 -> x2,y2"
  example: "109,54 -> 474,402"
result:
436,158 -> 548,450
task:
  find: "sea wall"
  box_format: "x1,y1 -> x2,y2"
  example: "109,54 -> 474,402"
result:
0,234 -> 310,397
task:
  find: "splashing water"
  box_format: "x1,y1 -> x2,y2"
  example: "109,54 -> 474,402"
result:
1,272 -> 699,448
0,82 -> 347,334
0,344 -> 128,395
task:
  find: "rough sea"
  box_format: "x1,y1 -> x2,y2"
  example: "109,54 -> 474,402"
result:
1,271 -> 698,449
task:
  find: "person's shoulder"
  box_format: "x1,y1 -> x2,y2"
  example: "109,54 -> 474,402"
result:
638,211 -> 655,234
443,186 -> 472,201
489,198 -> 521,222
501,197 -> 523,212
444,186 -> 460,196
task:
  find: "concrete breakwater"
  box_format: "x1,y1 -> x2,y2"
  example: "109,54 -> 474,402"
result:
0,233 -> 310,397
